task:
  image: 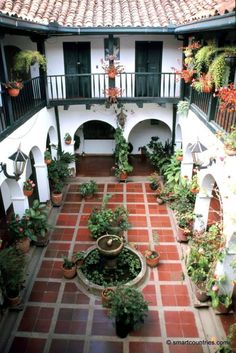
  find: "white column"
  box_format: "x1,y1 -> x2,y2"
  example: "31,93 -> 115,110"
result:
63,141 -> 76,177
11,196 -> 29,217
34,163 -> 50,202
181,160 -> 193,179
193,193 -> 211,231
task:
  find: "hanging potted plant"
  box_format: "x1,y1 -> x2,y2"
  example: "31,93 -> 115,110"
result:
101,59 -> 124,79
44,149 -> 52,164
64,133 -> 72,145
192,73 -> 213,93
216,126 -> 236,156
104,87 -> 122,104
13,50 -> 47,73
3,81 -> 23,97
190,175 -> 200,193
23,179 -> 35,197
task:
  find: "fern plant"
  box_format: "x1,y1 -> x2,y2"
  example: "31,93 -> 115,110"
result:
13,50 -> 47,73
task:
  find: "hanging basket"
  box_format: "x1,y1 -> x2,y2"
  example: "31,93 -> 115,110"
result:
8,88 -> 20,97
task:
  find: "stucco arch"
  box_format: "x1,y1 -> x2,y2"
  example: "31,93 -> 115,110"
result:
127,119 -> 172,154
175,123 -> 182,150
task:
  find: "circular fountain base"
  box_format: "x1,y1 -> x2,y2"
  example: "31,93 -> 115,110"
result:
77,245 -> 147,296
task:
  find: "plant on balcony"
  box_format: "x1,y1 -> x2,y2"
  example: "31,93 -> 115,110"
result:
208,53 -> 230,89
104,87 -> 122,104
101,59 -> 124,78
13,50 -> 47,73
64,132 -> 72,144
192,73 -> 213,93
216,83 -> 236,112
23,179 -> 35,196
177,100 -> 189,116
3,81 -> 23,97
173,66 -> 196,83
216,125 -> 236,156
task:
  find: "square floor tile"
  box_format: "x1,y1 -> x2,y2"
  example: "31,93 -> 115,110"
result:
55,308 -> 88,335
88,341 -> 123,353
127,194 -> 144,203
50,228 -> 74,241
127,229 -> 149,242
61,203 -> 82,213
131,311 -> 161,337
49,339 -> 84,353
8,337 -> 46,353
91,309 -> 115,336
129,342 -> 163,353
56,214 -> 78,226
158,263 -> 183,281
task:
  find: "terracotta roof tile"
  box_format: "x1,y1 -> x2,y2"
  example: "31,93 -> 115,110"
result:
0,0 -> 235,27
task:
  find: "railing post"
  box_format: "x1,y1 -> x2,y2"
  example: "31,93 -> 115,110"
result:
34,37 -> 49,105
207,94 -> 218,122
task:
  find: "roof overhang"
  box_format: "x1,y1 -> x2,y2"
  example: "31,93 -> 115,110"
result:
0,13 -> 176,36
175,12 -> 236,34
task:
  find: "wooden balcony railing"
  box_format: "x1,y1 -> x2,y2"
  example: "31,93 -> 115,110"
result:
47,72 -> 181,104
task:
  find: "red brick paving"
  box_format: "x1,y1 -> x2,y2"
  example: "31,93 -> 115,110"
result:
4,181 -> 234,353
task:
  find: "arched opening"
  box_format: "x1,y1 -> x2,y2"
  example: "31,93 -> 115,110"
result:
207,182 -> 222,227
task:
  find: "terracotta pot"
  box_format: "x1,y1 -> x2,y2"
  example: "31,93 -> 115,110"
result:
119,172 -> 127,181
32,234 -> 49,247
194,282 -> 209,302
108,71 -> 117,79
176,226 -> 189,242
62,265 -> 76,279
156,197 -> 164,205
51,192 -> 63,206
101,287 -> 115,308
225,148 -> 236,156
8,88 -> 20,97
23,189 -> 33,197
65,140 -> 71,145
146,253 -> 160,267
214,302 -> 231,314
176,156 -> 183,161
44,159 -> 52,165
15,237 -> 30,253
190,188 -> 199,194
7,292 -> 21,307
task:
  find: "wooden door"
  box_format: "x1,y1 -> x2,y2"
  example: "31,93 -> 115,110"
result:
135,42 -> 162,97
63,42 -> 91,98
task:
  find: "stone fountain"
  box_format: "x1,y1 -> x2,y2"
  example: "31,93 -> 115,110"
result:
96,234 -> 124,269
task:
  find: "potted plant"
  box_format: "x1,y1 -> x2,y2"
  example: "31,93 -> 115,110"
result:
23,179 -> 35,197
138,146 -> 147,161
216,126 -> 236,156
64,133 -> 72,145
80,180 -> 98,199
8,214 -> 36,253
114,128 -> 133,181
144,249 -> 160,267
190,175 -> 200,193
175,149 -> 183,161
24,199 -> 52,246
175,211 -> 195,242
101,59 -> 124,79
13,50 -> 47,73
3,81 -> 23,97
44,149 -> 52,164
108,286 -> 148,338
192,73 -> 213,93
88,194 -> 131,239
177,100 -> 189,117
0,246 -> 26,306
217,84 -> 236,113
62,257 -> 76,279
104,87 -> 122,104
101,287 -> 115,308
73,251 -> 86,266
47,158 -> 70,206
148,172 -> 161,191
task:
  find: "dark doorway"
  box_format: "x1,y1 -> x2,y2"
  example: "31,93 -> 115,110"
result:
63,42 -> 91,98
135,41 -> 162,97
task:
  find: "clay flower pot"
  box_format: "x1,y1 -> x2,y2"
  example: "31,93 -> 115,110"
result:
8,88 -> 20,97
101,287 -> 115,308
23,189 -> 33,197
144,250 -> 160,267
62,265 -> 76,279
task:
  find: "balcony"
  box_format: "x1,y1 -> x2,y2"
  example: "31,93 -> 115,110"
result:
47,72 -> 180,106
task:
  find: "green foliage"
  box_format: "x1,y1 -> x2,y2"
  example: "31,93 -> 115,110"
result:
0,246 -> 26,295
24,199 -> 52,238
209,53 -> 230,89
88,195 -> 131,239
177,100 -> 189,116
114,128 -> 133,176
8,214 -> 36,242
47,157 -> 71,193
13,50 -> 47,73
59,150 -> 76,163
194,42 -> 216,74
64,133 -> 72,141
80,180 -> 98,198
81,248 -> 141,286
146,137 -> 172,174
108,286 -> 148,331
162,153 -> 181,189
63,257 -> 75,269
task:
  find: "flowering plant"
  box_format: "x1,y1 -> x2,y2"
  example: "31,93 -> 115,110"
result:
172,66 -> 196,83
192,73 -> 213,93
3,81 -> 23,89
216,83 -> 236,112
101,59 -> 124,78
216,125 -> 236,152
190,175 -> 199,191
104,87 -> 122,103
8,214 -> 35,241
23,179 -> 35,191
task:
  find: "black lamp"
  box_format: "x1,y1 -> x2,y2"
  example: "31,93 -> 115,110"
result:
190,139 -> 216,169
0,147 -> 28,181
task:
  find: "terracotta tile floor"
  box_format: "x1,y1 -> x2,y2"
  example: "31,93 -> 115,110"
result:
1,180 -> 235,353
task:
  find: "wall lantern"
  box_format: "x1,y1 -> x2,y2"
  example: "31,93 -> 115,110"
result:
190,139 -> 216,169
0,147 -> 28,181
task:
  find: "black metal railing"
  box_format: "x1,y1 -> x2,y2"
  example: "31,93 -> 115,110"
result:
47,72 -> 180,102
213,99 -> 236,132
0,76 -> 46,136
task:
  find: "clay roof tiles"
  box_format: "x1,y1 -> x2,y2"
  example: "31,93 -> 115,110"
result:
0,0 -> 234,27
